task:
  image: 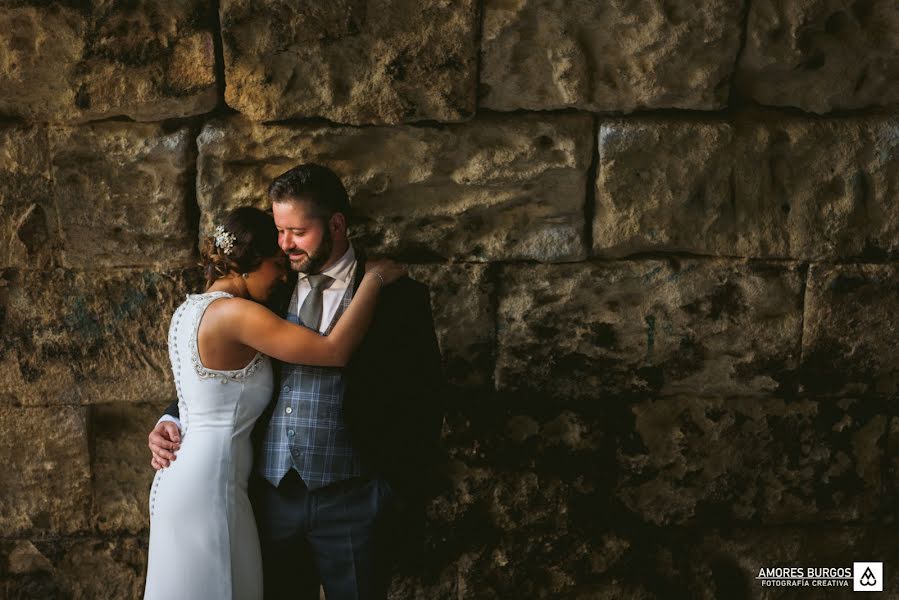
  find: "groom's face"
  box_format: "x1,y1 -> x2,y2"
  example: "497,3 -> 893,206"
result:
273,199 -> 333,274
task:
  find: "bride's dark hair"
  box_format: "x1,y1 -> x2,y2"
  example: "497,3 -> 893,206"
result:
199,207 -> 280,289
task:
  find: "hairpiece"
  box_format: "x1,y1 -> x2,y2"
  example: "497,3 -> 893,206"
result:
214,225 -> 236,255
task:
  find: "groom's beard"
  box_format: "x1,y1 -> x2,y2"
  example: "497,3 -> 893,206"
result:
291,227 -> 333,275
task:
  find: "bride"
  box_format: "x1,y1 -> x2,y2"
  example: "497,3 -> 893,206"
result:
143,206 -> 403,600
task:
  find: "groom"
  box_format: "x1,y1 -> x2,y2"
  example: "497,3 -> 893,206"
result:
148,164 -> 444,599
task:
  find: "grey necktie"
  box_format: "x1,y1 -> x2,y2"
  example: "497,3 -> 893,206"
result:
298,274 -> 333,332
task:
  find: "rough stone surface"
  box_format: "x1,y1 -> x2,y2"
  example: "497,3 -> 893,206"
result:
684,528 -> 899,598
480,0 -> 743,112
91,403 -> 162,533
0,537 -> 148,599
0,124 -> 55,269
49,122 -> 197,269
6,541 -> 52,575
0,268 -> 199,406
197,114 -> 592,262
391,523 -> 899,598
0,405 -> 90,535
0,1 -> 217,123
496,260 -> 804,401
407,264 -> 495,388
801,264 -> 899,398
221,0 -> 478,124
594,116 -> 899,260
388,409 -> 608,599
617,396 -> 886,525
738,0 -> 899,113
887,415 -> 899,516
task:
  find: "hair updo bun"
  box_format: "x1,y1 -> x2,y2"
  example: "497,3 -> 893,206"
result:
199,207 -> 280,288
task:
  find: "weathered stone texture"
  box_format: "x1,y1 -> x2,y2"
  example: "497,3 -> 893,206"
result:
5,540 -> 53,576
738,0 -> 899,113
1,537 -> 147,599
221,0 -> 478,124
684,528 -> 899,598
0,1 -> 217,123
0,124 -> 55,269
594,117 -> 899,260
0,406 -> 90,535
617,396 -> 886,526
197,114 -> 592,262
801,264 -> 899,398
887,415 -> 899,515
0,268 -> 197,406
407,264 -> 495,388
49,122 -> 197,269
480,0 -> 743,112
496,260 -> 804,401
390,409 -> 608,599
91,404 -> 161,533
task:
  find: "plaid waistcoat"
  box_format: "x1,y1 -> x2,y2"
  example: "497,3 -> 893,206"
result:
258,282 -> 362,489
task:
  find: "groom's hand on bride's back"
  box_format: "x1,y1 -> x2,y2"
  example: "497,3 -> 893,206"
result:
148,421 -> 181,470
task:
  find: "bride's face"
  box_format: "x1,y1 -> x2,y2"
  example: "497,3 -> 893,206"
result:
245,253 -> 289,302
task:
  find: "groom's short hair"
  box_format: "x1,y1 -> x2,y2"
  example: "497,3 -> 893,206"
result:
268,164 -> 352,225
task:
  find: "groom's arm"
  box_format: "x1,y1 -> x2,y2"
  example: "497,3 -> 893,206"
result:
149,399 -> 182,469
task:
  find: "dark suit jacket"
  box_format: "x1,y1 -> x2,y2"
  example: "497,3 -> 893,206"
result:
164,261 -> 445,498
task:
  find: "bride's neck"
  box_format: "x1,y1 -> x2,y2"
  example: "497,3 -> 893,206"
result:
208,274 -> 250,299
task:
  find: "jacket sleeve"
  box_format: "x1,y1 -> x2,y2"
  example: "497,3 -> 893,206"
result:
343,278 -> 446,489
162,399 -> 179,420
404,282 -> 445,454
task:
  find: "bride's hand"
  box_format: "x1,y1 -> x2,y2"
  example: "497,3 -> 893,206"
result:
365,258 -> 406,286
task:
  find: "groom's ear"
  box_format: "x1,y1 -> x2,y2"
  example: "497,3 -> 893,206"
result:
329,212 -> 347,236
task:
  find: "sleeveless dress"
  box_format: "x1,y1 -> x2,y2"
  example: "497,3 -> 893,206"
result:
144,292 -> 273,600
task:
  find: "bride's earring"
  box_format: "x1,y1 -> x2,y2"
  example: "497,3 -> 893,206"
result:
237,272 -> 251,298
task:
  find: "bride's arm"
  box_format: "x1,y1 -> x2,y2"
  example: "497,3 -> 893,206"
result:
228,272 -> 386,367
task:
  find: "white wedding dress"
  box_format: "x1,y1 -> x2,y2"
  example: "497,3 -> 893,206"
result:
145,292 -> 272,600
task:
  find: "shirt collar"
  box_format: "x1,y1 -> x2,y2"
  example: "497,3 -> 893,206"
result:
299,243 -> 356,284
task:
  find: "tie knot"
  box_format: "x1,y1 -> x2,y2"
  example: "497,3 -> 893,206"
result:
306,274 -> 332,290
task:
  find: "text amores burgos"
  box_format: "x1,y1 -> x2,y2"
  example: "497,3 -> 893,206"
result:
756,563 -> 884,591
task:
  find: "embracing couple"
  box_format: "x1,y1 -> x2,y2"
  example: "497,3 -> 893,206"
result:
143,164 -> 444,600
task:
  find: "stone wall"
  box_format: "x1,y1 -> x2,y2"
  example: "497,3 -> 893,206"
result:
2,1 -> 898,598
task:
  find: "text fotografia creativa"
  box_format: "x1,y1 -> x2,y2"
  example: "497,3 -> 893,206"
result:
755,563 -> 883,592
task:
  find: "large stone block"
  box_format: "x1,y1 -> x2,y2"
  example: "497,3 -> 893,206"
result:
594,117 -> 899,261
0,124 -> 55,269
0,405 -> 90,535
0,2 -> 217,123
480,0 -> 743,112
407,264 -> 495,388
496,260 -> 804,401
0,268 -> 198,406
221,0 -> 478,124
91,403 -> 162,533
617,396 -> 886,526
801,264 -> 899,397
394,409 -> 609,599
738,0 -> 899,113
887,415 -> 899,519
0,537 -> 147,599
197,114 -> 592,262
684,528 -> 899,597
48,122 -> 197,269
